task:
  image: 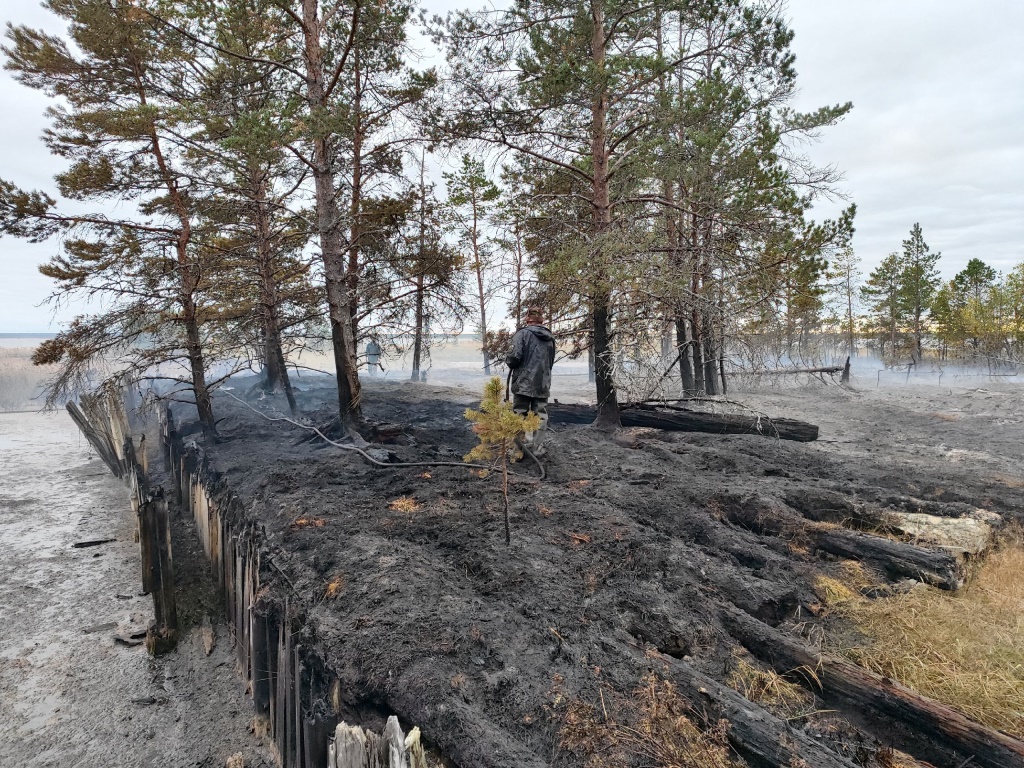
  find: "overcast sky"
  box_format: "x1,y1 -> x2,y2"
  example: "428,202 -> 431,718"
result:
1,0 -> 1022,332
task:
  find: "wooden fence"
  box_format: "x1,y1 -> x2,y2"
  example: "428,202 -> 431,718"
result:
159,404 -> 431,768
67,388 -> 432,766
66,389 -> 177,653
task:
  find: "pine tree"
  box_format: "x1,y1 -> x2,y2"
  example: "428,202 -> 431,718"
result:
439,0 -> 707,425
444,155 -> 500,375
900,223 -> 941,362
464,377 -> 540,545
861,252 -> 906,362
271,0 -> 431,432
826,246 -> 862,358
185,0 -> 318,412
1,0 -> 220,433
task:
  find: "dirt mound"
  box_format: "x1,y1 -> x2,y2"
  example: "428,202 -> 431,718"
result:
178,377 -> 1024,768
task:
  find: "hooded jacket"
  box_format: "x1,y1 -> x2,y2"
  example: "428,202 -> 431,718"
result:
506,324 -> 556,398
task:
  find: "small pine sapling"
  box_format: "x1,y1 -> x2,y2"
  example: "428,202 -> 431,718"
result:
464,377 -> 541,544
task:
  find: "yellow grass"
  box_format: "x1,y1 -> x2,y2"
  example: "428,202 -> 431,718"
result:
323,574 -> 346,600
388,496 -> 421,514
819,536 -> 1024,736
727,652 -> 815,718
558,674 -> 743,768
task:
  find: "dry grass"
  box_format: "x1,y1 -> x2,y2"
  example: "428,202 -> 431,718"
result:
388,495 -> 422,514
727,652 -> 815,718
323,574 -> 346,600
989,472 -> 1024,490
819,535 -> 1024,736
0,347 -> 55,411
558,674 -> 743,768
812,560 -> 877,604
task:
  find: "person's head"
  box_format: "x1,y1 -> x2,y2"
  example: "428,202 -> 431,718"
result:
524,306 -> 544,326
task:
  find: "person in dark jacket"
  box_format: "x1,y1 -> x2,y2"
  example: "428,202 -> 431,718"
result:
506,307 -> 556,455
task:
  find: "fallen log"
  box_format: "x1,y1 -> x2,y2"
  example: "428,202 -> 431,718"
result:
815,528 -> 966,590
615,639 -> 860,768
747,365 -> 845,375
721,605 -> 1024,768
717,495 -> 966,590
547,403 -> 819,442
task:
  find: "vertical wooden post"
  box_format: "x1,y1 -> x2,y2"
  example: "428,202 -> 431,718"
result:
236,542 -> 249,674
275,616 -> 290,766
284,613 -> 296,766
267,612 -> 280,747
138,497 -> 157,595
293,645 -> 305,768
332,724 -> 369,768
146,496 -> 178,655
251,601 -> 272,717
304,711 -> 336,768
383,716 -> 408,768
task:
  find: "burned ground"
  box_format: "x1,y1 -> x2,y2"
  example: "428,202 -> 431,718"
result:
178,377 -> 1024,768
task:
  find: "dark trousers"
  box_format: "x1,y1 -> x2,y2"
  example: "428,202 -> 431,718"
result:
512,394 -> 549,448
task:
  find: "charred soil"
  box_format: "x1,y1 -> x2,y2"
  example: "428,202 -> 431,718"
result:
179,377 -> 1024,768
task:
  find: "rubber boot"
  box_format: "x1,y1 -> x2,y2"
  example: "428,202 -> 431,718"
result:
532,408 -> 549,456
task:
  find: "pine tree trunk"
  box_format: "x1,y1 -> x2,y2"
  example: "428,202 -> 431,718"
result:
253,168 -> 296,413
846,280 -> 855,358
181,284 -> 216,436
301,0 -> 362,431
348,47 -> 364,348
412,272 -> 425,381
675,317 -> 695,396
593,299 -> 619,427
703,314 -> 719,396
691,306 -> 706,394
471,197 -> 491,375
412,152 -> 427,382
134,58 -> 216,437
589,0 -> 620,429
513,227 -> 525,324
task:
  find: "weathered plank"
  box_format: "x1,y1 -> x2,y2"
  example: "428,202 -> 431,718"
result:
138,499 -> 157,595
152,497 -> 177,643
66,401 -> 121,476
332,723 -> 369,768
250,600 -> 272,718
383,717 -> 407,768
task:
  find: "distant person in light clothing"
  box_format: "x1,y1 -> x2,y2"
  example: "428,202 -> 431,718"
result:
366,339 -> 382,375
506,307 -> 555,455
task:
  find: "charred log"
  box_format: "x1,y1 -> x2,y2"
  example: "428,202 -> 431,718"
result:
548,403 -> 819,441
615,640 -> 861,768
717,495 -> 966,590
721,606 -> 1024,768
